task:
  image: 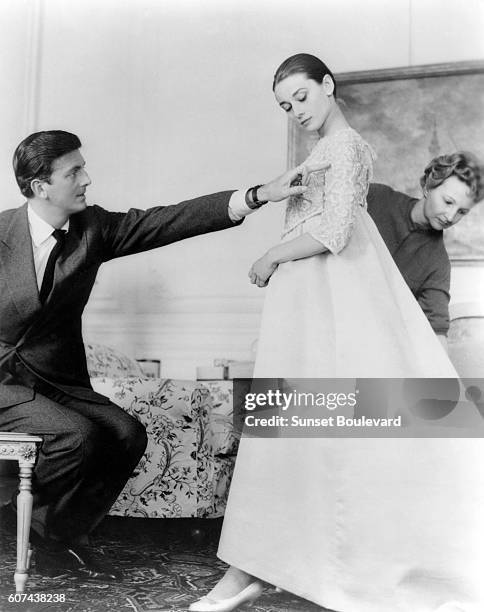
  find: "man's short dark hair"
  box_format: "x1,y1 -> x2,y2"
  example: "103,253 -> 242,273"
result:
13,130 -> 82,198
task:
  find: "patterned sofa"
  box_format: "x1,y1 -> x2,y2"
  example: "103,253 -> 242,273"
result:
86,344 -> 238,519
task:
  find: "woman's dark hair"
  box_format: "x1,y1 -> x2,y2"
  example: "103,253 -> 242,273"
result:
273,53 -> 337,96
420,151 -> 484,203
13,130 -> 82,198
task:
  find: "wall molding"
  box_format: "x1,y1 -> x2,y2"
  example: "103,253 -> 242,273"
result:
23,0 -> 43,134
83,303 -> 263,378
86,292 -> 265,314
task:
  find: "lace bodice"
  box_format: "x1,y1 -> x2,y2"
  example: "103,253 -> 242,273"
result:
283,127 -> 375,253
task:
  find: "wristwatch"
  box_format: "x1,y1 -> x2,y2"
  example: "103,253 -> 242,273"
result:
245,184 -> 269,209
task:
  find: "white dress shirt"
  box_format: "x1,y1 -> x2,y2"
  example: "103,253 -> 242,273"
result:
27,205 -> 69,290
228,190 -> 254,221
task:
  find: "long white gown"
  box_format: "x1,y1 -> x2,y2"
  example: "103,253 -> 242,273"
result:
218,128 -> 484,612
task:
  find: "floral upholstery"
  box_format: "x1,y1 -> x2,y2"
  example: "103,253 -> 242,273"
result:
198,381 -> 239,517
85,343 -> 143,378
201,381 -> 239,456
91,377 -> 218,517
86,346 -> 238,518
211,456 -> 236,517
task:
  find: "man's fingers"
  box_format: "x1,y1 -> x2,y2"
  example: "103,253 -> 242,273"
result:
287,185 -> 308,197
305,161 -> 331,175
280,161 -> 331,193
298,165 -> 308,183
290,165 -> 305,179
288,167 -> 303,187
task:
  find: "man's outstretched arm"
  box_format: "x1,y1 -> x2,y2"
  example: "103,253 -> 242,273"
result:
98,163 -> 329,260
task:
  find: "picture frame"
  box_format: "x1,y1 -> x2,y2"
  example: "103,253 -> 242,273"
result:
288,61 -> 484,263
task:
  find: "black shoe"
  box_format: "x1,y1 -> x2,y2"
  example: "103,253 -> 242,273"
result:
35,545 -> 122,582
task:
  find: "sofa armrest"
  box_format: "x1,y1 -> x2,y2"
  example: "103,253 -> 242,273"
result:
200,380 -> 239,456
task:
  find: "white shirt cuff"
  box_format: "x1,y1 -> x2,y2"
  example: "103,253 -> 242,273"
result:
228,189 -> 255,221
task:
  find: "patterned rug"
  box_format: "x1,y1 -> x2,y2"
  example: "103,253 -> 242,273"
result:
0,517 -> 326,612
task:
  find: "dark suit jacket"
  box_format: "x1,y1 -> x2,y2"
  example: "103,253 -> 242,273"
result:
0,191 -> 237,408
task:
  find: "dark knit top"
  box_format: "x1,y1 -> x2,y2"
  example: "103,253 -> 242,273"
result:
367,183 -> 450,335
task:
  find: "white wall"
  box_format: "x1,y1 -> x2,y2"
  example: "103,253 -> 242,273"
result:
1,0 -> 483,376
0,0 -> 41,203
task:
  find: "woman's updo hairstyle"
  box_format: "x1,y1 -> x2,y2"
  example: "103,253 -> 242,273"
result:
420,152 -> 484,203
273,53 -> 337,97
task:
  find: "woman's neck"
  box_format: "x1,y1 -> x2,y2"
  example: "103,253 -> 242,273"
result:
410,197 -> 430,228
317,103 -> 349,137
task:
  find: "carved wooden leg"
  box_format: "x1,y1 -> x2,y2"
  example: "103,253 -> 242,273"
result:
14,461 -> 34,593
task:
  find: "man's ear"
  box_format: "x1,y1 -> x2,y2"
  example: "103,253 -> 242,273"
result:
322,74 -> 335,96
30,178 -> 49,199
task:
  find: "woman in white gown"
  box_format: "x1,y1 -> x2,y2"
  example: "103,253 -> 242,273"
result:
190,54 -> 484,612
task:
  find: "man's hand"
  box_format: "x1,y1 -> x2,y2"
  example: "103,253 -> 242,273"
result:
249,252 -> 278,287
257,161 -> 330,203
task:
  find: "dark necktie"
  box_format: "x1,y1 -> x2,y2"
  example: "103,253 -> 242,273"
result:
39,229 -> 67,304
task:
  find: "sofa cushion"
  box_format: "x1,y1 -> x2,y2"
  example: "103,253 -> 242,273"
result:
86,343 -> 143,378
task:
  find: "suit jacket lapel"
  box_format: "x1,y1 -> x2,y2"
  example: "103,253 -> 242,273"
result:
0,204 -> 41,319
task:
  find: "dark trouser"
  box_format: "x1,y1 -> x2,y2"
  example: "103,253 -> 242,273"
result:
0,382 -> 147,544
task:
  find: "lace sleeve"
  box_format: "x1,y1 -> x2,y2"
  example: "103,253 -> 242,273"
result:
308,138 -> 373,254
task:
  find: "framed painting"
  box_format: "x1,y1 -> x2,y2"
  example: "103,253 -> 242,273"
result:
288,61 -> 484,263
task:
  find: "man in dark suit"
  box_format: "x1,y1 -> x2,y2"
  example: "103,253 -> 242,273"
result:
0,130 -> 310,581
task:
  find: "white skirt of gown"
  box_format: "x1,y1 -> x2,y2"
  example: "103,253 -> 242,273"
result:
218,207 -> 484,612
